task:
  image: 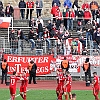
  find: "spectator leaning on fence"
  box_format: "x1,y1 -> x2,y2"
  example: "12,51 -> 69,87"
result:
28,28 -> 36,51
26,0 -> 34,19
18,0 -> 26,19
35,0 -> 43,18
5,3 -> 14,17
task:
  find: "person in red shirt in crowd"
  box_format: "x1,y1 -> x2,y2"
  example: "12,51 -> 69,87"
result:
92,72 -> 99,100
63,71 -> 72,100
66,8 -> 75,31
26,0 -> 34,19
83,8 -> 92,24
20,71 -> 28,100
51,3 -> 59,22
82,1 -> 90,11
9,71 -> 20,100
56,69 -> 65,100
55,8 -> 62,29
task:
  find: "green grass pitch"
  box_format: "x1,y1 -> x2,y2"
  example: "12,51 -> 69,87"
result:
0,89 -> 99,100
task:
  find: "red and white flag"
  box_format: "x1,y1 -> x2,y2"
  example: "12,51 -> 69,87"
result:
0,17 -> 11,28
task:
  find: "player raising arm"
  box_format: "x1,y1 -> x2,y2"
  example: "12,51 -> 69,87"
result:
63,71 -> 72,100
20,71 -> 28,100
9,71 -> 20,100
92,72 -> 99,100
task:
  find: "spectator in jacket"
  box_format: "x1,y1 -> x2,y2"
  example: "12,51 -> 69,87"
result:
27,60 -> 37,84
90,0 -> 98,20
28,29 -> 36,51
66,8 -> 75,31
17,29 -> 29,51
96,7 -> 100,27
76,7 -> 84,23
72,0 -> 80,15
35,0 -> 43,18
52,0 -> 61,7
83,8 -> 92,24
9,30 -> 17,54
51,3 -> 59,22
55,8 -> 62,29
19,0 -> 26,19
1,59 -> 8,84
64,0 -> 72,9
85,20 -> 93,40
37,20 -> 43,40
26,0 -> 34,19
29,17 -> 36,28
5,3 -> 14,17
82,1 -> 90,11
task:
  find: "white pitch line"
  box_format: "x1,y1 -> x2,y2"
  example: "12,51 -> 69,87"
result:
7,89 -> 30,100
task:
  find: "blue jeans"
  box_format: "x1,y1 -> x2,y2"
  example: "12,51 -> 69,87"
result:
29,39 -> 35,50
67,19 -> 73,30
86,31 -> 92,40
38,32 -> 43,39
46,39 -> 51,49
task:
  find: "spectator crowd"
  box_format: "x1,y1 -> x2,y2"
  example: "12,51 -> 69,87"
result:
0,0 -> 100,55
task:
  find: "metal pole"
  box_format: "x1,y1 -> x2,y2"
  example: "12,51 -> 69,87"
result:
8,27 -> 9,42
44,40 -> 46,54
54,39 -> 57,58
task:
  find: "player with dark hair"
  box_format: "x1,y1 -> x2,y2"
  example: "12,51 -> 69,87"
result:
72,93 -> 76,100
20,71 -> 28,100
9,71 -> 20,100
56,69 -> 65,100
63,71 -> 72,100
92,72 -> 99,100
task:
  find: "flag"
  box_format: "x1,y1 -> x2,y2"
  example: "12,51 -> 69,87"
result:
0,17 -> 11,28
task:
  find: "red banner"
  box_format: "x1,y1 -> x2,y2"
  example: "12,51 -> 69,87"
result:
4,54 -> 54,76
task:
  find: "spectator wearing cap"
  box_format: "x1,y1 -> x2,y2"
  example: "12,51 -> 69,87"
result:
5,3 -> 14,17
28,29 -> 36,51
27,60 -> 37,84
18,0 -> 26,19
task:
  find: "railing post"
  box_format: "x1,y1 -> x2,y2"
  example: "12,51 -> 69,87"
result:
44,40 -> 46,54
54,39 -> 57,58
18,39 -> 21,55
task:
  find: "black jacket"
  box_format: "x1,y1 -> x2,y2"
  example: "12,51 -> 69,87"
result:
38,23 -> 43,33
5,6 -> 14,15
19,1 -> 26,8
28,30 -> 37,40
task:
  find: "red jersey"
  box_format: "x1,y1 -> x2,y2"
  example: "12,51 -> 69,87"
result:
51,6 -> 58,15
21,76 -> 28,87
93,75 -> 99,88
26,1 -> 34,8
9,76 -> 20,87
65,75 -> 72,87
58,73 -> 65,84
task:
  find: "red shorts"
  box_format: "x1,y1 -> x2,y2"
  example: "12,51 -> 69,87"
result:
9,86 -> 16,95
56,84 -> 64,93
64,86 -> 71,93
93,86 -> 99,96
20,86 -> 27,93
